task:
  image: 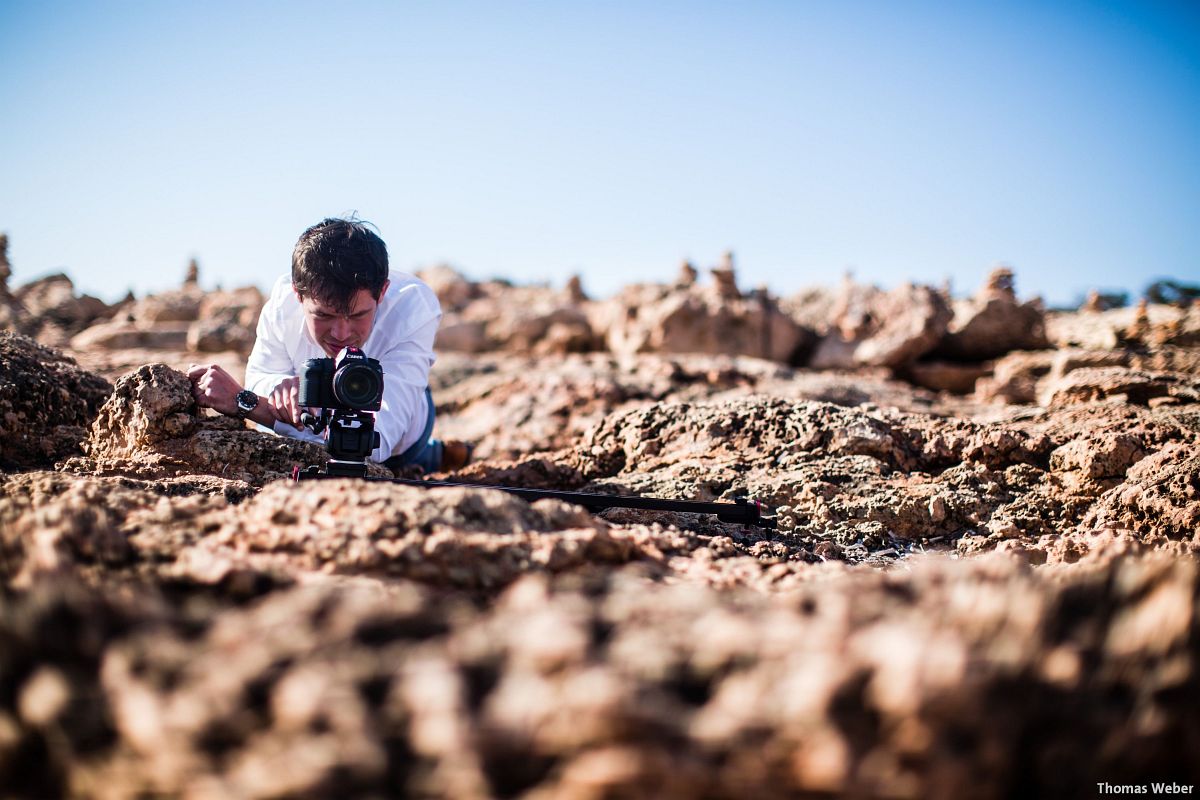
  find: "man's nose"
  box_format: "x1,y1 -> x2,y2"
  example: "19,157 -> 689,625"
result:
331,317 -> 352,340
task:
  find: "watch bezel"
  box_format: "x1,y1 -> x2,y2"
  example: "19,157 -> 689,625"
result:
234,389 -> 258,418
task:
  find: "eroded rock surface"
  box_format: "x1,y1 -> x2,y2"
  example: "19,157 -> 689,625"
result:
2,261 -> 1199,796
934,267 -> 1048,361
593,269 -> 812,364
0,332 -> 112,469
2,554 -> 1197,798
68,363 -> 334,485
807,280 -> 951,370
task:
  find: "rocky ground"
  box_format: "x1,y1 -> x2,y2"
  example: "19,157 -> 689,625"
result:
1,236 -> 1198,797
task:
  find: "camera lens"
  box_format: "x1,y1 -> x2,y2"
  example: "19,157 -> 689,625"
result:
333,362 -> 383,409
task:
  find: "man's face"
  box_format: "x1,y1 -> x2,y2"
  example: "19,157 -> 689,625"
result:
297,281 -> 389,357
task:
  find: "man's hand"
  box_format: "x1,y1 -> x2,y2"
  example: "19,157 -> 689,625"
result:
267,376 -> 305,430
187,363 -> 244,416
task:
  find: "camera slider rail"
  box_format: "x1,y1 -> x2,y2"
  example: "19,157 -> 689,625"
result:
292,464 -> 774,528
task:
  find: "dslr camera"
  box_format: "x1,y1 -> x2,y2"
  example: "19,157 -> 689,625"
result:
299,346 -> 384,411
297,346 -> 384,471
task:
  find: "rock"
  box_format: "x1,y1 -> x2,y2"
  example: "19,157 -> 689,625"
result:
675,260 -> 698,288
71,321 -> 190,352
565,274 -> 588,304
978,349 -> 1200,406
0,332 -> 112,469
186,308 -> 256,354
709,251 -> 740,299
183,258 -> 200,287
196,286 -> 263,329
1083,443 -> 1200,541
1046,302 -> 1187,350
1,553 -> 1197,797
434,320 -> 489,353
430,352 -> 806,461
434,281 -> 600,355
130,287 -> 204,325
184,480 -> 650,590
68,284 -> 259,356
808,282 -> 951,369
933,267 -> 1048,361
0,234 -> 25,333
0,471 -> 240,586
416,264 -> 482,313
0,234 -> 11,296
975,351 -> 1059,404
904,360 -> 991,395
4,259 -> 1200,797
13,273 -> 113,336
71,363 -> 340,485
1039,366 -> 1200,408
1155,299 -> 1200,347
1080,443 -> 1200,544
594,277 -> 813,365
1048,433 -> 1148,495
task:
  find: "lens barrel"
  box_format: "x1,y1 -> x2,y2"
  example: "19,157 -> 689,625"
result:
333,362 -> 383,410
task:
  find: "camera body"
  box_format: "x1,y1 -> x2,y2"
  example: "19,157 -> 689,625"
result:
297,346 -> 384,467
298,346 -> 384,412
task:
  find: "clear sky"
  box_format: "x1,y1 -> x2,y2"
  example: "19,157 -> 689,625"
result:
1,0 -> 1197,306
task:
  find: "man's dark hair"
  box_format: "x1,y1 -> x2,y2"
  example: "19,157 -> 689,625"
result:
291,218 -> 389,313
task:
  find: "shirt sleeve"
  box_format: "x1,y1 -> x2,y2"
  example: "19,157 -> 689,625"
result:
244,278 -> 299,397
370,310 -> 441,461
269,418 -> 326,446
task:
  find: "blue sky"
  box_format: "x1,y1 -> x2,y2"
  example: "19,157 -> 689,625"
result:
1,0 -> 1197,306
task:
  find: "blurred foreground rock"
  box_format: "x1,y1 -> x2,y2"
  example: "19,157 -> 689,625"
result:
1,554 -> 1197,798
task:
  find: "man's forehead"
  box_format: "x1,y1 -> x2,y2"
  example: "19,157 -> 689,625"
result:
300,289 -> 377,315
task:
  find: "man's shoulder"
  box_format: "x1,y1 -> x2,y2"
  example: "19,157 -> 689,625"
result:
382,272 -> 441,318
267,273 -> 295,303
263,274 -> 301,316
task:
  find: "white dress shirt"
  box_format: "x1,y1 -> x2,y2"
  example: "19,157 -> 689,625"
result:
244,272 -> 442,462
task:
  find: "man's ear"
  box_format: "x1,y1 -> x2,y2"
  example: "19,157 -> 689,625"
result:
379,279 -> 390,298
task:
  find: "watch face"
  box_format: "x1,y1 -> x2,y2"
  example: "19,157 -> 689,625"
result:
236,390 -> 258,412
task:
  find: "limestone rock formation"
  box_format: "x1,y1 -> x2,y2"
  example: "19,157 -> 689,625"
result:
186,286 -> 264,354
0,241 -> 117,343
71,320 -> 190,352
933,267 -> 1048,361
2,255 -> 1200,797
68,363 -> 340,485
1047,301 -> 1190,350
1038,366 -> 1200,408
0,234 -> 31,334
0,234 -> 11,296
593,270 -> 812,364
0,332 -> 112,469
427,351 -> 942,462
807,281 -> 952,370
430,273 -> 599,356
417,264 -> 483,313
15,274 -> 111,330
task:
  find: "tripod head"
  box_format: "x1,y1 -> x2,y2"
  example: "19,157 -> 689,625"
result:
299,408 -> 380,478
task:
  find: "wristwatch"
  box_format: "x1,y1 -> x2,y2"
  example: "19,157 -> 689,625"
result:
234,389 -> 259,420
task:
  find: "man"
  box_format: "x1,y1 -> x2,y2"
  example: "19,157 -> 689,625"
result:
188,217 -> 471,473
